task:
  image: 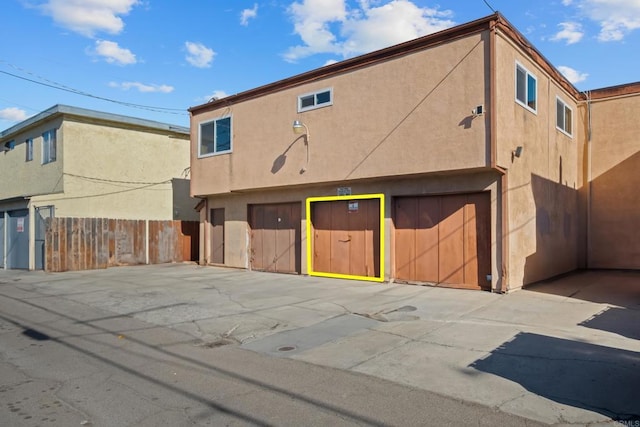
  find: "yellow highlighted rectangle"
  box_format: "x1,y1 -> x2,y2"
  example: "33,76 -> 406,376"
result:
306,194 -> 384,283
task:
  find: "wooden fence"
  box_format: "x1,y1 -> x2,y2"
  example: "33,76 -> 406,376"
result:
45,218 -> 199,272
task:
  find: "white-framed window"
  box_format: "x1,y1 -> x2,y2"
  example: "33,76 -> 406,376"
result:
515,62 -> 537,113
199,116 -> 232,157
297,88 -> 333,112
26,138 -> 33,161
556,97 -> 573,137
42,129 -> 57,164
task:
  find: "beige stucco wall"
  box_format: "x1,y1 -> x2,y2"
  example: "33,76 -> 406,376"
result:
30,118 -> 190,220
191,32 -> 491,197
588,92 -> 640,268
201,171 -> 504,290
495,33 -> 584,289
0,117 -> 65,200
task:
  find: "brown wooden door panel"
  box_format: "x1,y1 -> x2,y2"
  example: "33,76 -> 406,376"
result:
249,203 -> 301,274
416,197 -> 440,283
439,195 -> 465,285
465,193 -> 491,289
394,193 -> 490,290
394,197 -> 417,280
347,201 -> 366,277
313,202 -> 333,274
211,208 -> 225,264
364,199 -> 381,278
330,202 -> 351,276
311,198 -> 381,278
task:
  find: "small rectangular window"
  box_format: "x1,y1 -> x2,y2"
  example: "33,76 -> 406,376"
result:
199,116 -> 232,157
26,138 -> 33,161
42,129 -> 57,164
556,97 -> 573,137
297,88 -> 333,112
515,62 -> 537,113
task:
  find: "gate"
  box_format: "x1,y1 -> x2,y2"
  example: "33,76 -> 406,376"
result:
0,212 -> 4,268
35,206 -> 53,270
7,209 -> 29,269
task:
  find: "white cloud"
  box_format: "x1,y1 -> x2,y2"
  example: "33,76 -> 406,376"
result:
0,107 -> 28,122
551,22 -> 584,44
241,3 -> 259,26
284,0 -> 454,62
94,40 -> 136,65
571,0 -> 640,41
40,0 -> 139,37
558,65 -> 589,83
185,42 -> 215,68
109,81 -> 174,93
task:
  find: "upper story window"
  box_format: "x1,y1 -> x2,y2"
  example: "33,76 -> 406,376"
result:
199,116 -> 232,157
26,138 -> 33,161
42,129 -> 57,164
298,88 -> 333,112
556,97 -> 573,137
515,62 -> 537,113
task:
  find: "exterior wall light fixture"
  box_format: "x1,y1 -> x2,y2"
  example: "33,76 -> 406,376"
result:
512,145 -> 524,161
292,120 -> 310,173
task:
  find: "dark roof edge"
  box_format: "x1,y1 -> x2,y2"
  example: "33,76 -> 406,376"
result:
189,13 -> 500,114
1,104 -> 189,140
493,14 -> 583,100
586,81 -> 640,100
190,12 -> 596,114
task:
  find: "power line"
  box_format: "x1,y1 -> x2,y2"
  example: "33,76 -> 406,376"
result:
0,61 -> 188,115
483,0 -> 497,13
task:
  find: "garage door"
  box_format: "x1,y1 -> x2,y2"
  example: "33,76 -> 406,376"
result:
249,203 -> 301,274
394,193 -> 491,290
311,198 -> 381,279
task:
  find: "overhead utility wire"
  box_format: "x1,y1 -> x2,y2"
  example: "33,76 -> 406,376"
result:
0,63 -> 187,115
483,0 -> 497,13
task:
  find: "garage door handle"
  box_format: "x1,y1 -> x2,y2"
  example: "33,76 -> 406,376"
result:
339,238 -> 351,243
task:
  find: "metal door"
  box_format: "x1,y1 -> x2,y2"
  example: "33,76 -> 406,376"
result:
35,206 -> 53,270
0,212 -> 4,268
7,209 -> 29,269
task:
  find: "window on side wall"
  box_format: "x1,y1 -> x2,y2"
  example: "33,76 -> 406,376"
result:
26,138 -> 33,161
515,62 -> 537,113
199,116 -> 232,157
42,129 -> 57,164
556,97 -> 573,137
298,88 -> 333,112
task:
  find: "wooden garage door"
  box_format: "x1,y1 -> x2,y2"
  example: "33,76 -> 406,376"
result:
249,203 -> 301,274
312,199 -> 380,278
210,208 -> 224,264
394,193 -> 491,290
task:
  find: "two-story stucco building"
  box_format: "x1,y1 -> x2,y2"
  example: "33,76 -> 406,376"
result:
188,13 -> 640,292
0,104 -> 194,270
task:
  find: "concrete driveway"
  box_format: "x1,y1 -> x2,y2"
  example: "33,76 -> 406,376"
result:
1,265 -> 639,425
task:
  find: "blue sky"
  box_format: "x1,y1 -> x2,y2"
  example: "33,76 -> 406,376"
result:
1,0 -> 639,128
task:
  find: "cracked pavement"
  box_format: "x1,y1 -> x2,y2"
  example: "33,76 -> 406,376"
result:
1,264 -> 639,426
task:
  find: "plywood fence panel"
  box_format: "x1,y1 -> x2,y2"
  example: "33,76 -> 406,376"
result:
45,218 -> 199,272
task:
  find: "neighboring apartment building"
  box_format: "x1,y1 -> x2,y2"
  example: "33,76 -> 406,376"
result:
0,104 -> 194,270
188,13 -> 640,292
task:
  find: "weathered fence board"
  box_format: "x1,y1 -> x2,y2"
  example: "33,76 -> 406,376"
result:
45,218 -> 199,272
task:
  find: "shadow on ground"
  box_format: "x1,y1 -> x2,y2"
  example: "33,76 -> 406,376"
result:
468,332 -> 640,421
